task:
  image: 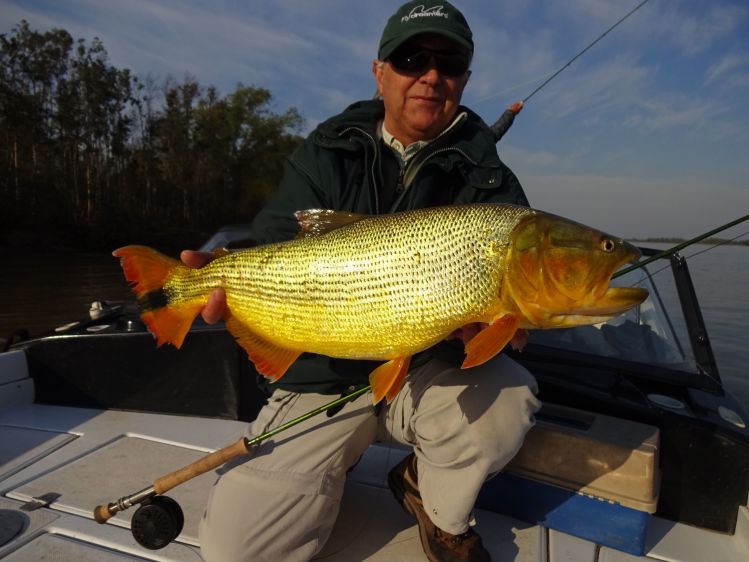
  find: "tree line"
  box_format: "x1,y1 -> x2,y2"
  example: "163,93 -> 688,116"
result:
0,21 -> 305,249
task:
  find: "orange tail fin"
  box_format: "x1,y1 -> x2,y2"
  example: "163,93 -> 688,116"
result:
113,245 -> 201,348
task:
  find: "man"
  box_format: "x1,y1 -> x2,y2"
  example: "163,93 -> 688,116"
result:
192,2 -> 540,560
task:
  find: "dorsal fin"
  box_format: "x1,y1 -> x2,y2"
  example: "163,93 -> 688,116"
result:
294,209 -> 369,238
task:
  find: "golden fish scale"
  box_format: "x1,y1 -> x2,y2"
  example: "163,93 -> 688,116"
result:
168,204 -> 536,360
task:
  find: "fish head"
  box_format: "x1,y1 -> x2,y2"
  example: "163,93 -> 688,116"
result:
503,212 -> 648,327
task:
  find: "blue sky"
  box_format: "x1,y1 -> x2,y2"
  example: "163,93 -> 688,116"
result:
2,0 -> 748,239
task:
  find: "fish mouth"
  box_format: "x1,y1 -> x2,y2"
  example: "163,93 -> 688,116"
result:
561,286 -> 649,319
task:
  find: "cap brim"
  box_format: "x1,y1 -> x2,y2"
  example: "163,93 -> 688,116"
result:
379,29 -> 473,61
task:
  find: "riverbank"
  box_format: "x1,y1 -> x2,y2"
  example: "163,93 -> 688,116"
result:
1,224 -> 211,254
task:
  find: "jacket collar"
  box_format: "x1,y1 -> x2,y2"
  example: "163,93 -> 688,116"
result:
312,99 -> 501,168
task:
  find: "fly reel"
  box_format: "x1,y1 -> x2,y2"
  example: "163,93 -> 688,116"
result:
130,496 -> 184,550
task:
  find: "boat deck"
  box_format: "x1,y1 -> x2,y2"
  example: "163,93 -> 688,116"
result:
1,350 -> 748,561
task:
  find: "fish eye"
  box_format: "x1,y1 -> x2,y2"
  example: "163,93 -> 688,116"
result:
601,239 -> 616,253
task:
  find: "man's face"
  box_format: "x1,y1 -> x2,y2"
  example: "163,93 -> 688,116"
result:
374,34 -> 470,146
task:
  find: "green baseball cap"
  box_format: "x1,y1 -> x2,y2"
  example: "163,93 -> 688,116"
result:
378,1 -> 474,61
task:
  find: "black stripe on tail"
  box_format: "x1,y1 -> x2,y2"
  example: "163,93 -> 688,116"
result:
137,288 -> 170,313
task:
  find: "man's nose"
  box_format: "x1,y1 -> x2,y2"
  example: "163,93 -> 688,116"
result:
419,61 -> 441,84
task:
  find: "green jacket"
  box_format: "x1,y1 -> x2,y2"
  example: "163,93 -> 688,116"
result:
249,99 -> 529,394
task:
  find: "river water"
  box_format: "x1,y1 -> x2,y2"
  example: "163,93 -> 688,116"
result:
643,242 -> 749,409
1,243 -> 747,410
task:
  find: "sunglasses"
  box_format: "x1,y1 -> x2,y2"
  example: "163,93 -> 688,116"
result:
387,46 -> 471,77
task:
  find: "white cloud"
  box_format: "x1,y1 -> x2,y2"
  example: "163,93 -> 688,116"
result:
519,172 -> 749,239
501,146 -> 561,169
546,54 -> 653,119
667,3 -> 747,56
622,95 -> 732,139
704,52 -> 749,89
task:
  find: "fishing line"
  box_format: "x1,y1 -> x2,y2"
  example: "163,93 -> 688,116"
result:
626,229 -> 749,283
470,72 -> 555,105
470,0 -> 651,107
522,0 -> 651,104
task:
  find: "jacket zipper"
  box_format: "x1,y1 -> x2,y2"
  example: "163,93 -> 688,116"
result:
339,125 -> 478,214
389,146 -> 477,213
339,126 -> 382,214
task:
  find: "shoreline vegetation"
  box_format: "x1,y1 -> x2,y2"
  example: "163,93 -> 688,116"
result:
1,21 -> 304,252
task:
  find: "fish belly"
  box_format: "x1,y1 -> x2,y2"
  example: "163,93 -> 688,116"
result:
208,205 -> 533,360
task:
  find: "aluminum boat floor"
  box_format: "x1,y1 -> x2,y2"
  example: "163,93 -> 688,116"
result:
0,426 -> 77,482
1,401 -> 748,561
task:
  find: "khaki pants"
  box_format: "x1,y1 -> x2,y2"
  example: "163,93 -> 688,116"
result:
199,354 -> 540,562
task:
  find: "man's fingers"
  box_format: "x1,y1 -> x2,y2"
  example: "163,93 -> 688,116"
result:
510,329 -> 528,351
179,250 -> 226,323
180,249 -> 214,269
202,288 -> 227,324
461,323 -> 483,344
508,100 -> 524,114
445,322 -> 488,344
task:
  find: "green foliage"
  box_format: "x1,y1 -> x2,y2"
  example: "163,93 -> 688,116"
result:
0,20 -> 305,247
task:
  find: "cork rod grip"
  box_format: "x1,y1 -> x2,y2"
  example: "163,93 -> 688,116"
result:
154,438 -> 250,494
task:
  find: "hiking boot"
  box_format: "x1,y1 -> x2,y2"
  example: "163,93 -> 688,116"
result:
388,453 -> 491,562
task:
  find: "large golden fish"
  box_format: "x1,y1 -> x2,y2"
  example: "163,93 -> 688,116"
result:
114,204 -> 647,403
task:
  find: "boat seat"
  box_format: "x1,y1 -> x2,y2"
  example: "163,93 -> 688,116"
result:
508,402 -> 660,513
477,402 -> 660,556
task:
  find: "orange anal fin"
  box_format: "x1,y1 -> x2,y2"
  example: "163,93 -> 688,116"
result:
225,316 -> 301,382
369,356 -> 411,405
141,304 -> 203,348
462,314 -> 520,369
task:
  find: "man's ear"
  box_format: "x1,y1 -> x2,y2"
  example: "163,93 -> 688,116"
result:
372,59 -> 385,95
372,59 -> 385,92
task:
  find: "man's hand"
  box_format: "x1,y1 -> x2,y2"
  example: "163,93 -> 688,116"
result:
180,250 -> 227,324
446,322 -> 487,344
510,329 -> 528,352
508,100 -> 524,115
446,323 -> 528,352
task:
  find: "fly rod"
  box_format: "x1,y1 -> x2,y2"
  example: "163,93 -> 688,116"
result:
93,385 -> 370,548
523,0 -> 651,105
615,213 -> 749,279
490,0 -> 651,141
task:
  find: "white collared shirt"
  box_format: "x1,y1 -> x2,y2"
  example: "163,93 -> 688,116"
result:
379,112 -> 468,168
381,124 -> 433,168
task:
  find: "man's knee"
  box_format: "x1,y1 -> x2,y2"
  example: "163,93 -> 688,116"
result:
471,356 -> 540,468
199,469 -> 337,561
427,355 -> 540,466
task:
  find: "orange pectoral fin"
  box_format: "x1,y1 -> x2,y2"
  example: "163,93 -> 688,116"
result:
369,356 -> 411,405
225,316 -> 301,381
461,314 -> 520,369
